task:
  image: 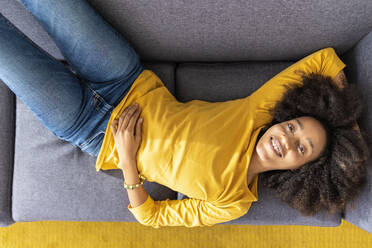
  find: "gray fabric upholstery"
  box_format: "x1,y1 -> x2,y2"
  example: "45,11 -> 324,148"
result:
226,176 -> 340,226
0,79 -> 15,227
4,0 -> 372,62
176,61 -> 294,103
1,0 -> 65,60
85,0 -> 372,62
0,0 -> 371,232
340,30 -> 372,234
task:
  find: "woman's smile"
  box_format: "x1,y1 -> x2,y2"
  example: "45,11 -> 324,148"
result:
270,136 -> 282,157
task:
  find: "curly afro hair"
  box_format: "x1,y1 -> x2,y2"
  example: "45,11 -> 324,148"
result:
257,70 -> 372,218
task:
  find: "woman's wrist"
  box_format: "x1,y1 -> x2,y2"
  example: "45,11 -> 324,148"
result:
122,162 -> 140,185
119,159 -> 136,170
121,160 -> 149,208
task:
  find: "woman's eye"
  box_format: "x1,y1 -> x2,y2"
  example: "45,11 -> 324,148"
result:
299,145 -> 305,155
288,123 -> 294,132
288,123 -> 304,155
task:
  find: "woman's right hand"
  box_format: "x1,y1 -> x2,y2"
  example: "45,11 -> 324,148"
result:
110,103 -> 143,169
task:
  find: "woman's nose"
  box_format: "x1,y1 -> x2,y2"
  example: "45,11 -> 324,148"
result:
280,134 -> 292,151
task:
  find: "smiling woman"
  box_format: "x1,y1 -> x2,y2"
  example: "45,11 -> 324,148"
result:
254,71 -> 371,217
249,116 -> 328,173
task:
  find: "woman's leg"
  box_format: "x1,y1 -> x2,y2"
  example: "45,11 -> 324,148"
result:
18,0 -> 144,107
0,13 -> 88,140
1,0 -> 145,156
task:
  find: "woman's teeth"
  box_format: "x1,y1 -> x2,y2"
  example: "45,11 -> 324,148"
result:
271,137 -> 282,157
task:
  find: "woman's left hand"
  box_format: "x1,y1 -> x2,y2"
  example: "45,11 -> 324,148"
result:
110,103 -> 143,170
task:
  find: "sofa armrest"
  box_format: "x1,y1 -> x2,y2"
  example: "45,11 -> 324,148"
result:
0,80 -> 16,227
341,30 -> 372,234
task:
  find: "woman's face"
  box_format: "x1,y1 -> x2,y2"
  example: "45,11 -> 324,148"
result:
255,116 -> 327,171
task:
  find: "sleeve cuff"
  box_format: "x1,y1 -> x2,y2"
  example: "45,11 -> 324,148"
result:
322,47 -> 347,79
127,194 -> 155,219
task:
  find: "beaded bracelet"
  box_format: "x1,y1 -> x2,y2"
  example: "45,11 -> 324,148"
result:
123,174 -> 146,190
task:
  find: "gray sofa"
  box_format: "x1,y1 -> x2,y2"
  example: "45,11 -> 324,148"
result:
1,0 -> 371,232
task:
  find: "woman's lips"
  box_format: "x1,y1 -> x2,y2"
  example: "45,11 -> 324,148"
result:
270,137 -> 281,157
274,137 -> 283,156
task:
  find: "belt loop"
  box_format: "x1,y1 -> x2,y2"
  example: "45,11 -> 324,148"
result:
93,92 -> 113,114
82,82 -> 114,114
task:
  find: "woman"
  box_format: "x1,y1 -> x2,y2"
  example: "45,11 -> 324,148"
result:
0,0 -> 369,228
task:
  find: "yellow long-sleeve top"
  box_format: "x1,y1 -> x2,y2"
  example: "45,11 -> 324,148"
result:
95,47 -> 346,228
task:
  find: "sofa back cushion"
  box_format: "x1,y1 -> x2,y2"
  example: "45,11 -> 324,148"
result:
3,0 -> 372,62
85,0 -> 372,61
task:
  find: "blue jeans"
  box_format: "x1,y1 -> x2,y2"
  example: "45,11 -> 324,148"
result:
0,0 -> 144,157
